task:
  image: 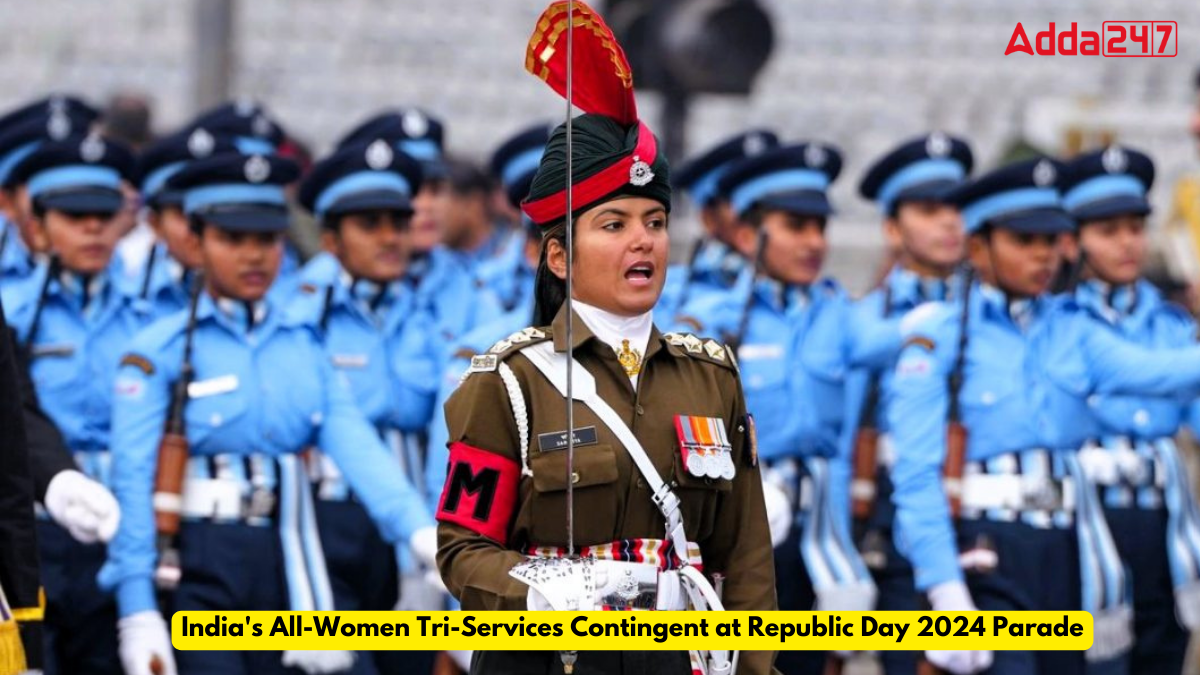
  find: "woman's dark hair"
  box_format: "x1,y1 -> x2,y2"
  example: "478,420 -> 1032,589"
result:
532,221 -> 568,326
187,214 -> 207,235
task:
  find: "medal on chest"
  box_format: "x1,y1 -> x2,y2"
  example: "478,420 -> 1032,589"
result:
674,415 -> 736,480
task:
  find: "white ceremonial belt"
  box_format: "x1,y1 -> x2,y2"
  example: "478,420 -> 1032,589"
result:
961,474 -> 1075,511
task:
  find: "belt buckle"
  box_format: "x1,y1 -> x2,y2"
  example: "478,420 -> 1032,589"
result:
598,564 -> 659,610
246,488 -> 276,519
1022,477 -> 1060,511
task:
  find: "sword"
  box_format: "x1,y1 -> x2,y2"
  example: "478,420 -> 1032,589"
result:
561,1 -> 578,672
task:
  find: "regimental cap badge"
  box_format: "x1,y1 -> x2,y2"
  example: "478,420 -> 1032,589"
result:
1033,159 -> 1056,187
188,128 -> 215,158
244,154 -> 271,183
926,132 -> 950,158
365,139 -> 393,170
804,143 -> 827,168
743,133 -> 768,157
46,110 -> 71,141
1101,146 -> 1127,174
80,134 -> 105,163
402,109 -> 429,138
47,95 -> 67,114
629,155 -> 654,186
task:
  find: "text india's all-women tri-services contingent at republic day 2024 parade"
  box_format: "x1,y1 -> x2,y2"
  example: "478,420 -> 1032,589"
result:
3,2 -> 1200,675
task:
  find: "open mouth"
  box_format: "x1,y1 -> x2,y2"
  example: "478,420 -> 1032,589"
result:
624,262 -> 655,284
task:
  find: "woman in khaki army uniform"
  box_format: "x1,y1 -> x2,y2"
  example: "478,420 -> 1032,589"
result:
434,4 -> 777,675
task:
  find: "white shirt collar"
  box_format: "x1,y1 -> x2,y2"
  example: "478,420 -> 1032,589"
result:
572,299 -> 653,386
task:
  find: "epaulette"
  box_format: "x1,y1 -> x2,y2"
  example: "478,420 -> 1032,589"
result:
464,327 -> 553,375
662,332 -> 739,373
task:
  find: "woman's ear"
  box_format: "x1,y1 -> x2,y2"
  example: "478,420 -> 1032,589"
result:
546,237 -> 568,280
27,216 -> 50,254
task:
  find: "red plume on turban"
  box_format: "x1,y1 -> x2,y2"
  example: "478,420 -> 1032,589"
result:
525,1 -> 638,127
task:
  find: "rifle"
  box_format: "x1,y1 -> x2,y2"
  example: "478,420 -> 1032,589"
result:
943,266 -> 974,519
672,236 -> 709,315
152,271 -> 204,590
21,256 -> 59,356
850,285 -> 893,522
724,229 -> 768,353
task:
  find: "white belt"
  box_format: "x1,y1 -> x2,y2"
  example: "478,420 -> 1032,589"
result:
961,474 -> 1076,511
877,434 -> 897,469
177,477 -> 278,524
1078,439 -> 1164,488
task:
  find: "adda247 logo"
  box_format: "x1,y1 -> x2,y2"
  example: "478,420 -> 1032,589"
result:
1005,21 -> 1177,57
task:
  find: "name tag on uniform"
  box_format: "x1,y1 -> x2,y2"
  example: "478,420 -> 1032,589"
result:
737,343 -> 784,361
537,426 -> 599,452
331,354 -> 369,369
188,375 -> 239,399
31,343 -> 75,358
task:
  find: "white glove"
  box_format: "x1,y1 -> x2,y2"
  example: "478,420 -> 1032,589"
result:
281,650 -> 356,674
926,581 -> 992,674
448,651 -> 473,671
761,479 -> 792,547
409,526 -> 438,570
524,566 -> 609,611
44,470 -> 120,544
117,611 -> 176,675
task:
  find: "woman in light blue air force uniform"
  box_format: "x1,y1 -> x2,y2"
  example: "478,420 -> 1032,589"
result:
1061,146 -> 1200,675
673,142 -> 875,675
100,153 -> 436,675
844,132 -> 974,675
5,133 -> 138,675
889,157 -> 1200,675
290,139 -> 443,674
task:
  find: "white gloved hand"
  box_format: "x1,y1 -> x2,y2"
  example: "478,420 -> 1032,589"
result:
409,526 -> 438,570
281,650 -> 357,674
117,611 -> 176,675
761,479 -> 793,547
448,650 -> 473,671
44,470 -> 120,544
524,566 -> 609,611
926,581 -> 992,674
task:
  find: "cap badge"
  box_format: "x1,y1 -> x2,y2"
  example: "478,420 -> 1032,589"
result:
629,156 -> 654,186
926,132 -> 950,158
402,110 -> 429,138
46,111 -> 71,141
244,155 -> 271,183
743,133 -> 768,157
80,134 -> 105,163
804,144 -> 827,168
1101,146 -> 1127,174
188,128 -> 215,157
251,114 -> 273,139
1033,159 -> 1056,187
365,139 -> 394,170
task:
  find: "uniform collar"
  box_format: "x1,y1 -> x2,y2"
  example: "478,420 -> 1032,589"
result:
754,277 -> 812,313
1076,278 -> 1139,324
204,293 -> 270,335
337,267 -> 406,317
978,282 -> 1045,331
551,301 -> 664,363
885,265 -> 955,308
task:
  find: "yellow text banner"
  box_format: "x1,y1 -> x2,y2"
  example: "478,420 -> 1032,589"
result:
171,611 -> 1093,651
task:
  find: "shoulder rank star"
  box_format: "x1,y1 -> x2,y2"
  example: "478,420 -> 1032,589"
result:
616,339 -> 642,377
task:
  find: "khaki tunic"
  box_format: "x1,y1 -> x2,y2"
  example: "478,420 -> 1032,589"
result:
437,305 -> 778,675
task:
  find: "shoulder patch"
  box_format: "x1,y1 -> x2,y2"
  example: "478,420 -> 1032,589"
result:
487,327 -> 550,356
903,336 -> 936,352
299,283 -> 319,295
663,332 -> 736,370
119,353 -> 156,376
